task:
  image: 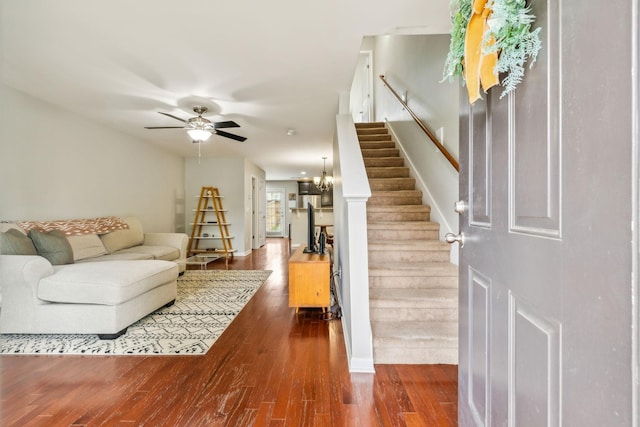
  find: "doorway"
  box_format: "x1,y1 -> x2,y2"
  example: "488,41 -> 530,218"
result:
353,50 -> 373,123
266,188 -> 285,238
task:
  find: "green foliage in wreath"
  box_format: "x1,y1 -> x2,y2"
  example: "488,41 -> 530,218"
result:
441,0 -> 473,83
442,0 -> 542,99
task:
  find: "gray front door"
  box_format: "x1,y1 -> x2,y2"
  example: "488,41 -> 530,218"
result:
457,1 -> 637,425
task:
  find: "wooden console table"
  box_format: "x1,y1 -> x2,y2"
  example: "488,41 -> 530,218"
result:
288,246 -> 330,312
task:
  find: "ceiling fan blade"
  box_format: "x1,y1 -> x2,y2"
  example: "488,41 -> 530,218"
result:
214,120 -> 240,129
215,130 -> 247,142
144,126 -> 186,129
158,112 -> 187,123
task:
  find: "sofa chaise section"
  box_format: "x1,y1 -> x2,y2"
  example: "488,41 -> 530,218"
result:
0,255 -> 178,338
0,216 -> 188,337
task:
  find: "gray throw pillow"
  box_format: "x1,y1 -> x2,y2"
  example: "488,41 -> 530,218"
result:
29,229 -> 74,265
0,228 -> 37,255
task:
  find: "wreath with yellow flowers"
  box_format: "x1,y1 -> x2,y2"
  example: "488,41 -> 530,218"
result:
442,0 -> 542,104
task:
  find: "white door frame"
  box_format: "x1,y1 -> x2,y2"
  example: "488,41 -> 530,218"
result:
632,0 -> 640,420
259,179 -> 266,247
251,176 -> 259,249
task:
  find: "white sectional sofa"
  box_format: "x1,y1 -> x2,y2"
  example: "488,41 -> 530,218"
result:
0,216 -> 189,338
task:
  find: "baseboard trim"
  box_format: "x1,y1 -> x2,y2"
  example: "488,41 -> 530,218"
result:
348,356 -> 375,373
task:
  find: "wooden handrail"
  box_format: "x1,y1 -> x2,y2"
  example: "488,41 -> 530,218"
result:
379,75 -> 459,172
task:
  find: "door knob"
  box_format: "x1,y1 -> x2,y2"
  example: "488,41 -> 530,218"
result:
454,200 -> 468,215
445,232 -> 465,248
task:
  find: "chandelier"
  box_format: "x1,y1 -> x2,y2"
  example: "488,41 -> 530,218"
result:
313,157 -> 333,192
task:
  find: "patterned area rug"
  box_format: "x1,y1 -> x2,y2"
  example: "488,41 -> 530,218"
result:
0,269 -> 271,355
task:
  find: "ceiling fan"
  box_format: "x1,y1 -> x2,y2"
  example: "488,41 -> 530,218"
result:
144,106 -> 247,142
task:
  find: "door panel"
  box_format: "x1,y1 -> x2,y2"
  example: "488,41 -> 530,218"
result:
509,294 -> 561,427
470,97 -> 492,227
469,269 -> 490,425
510,0 -> 560,238
458,0 -> 634,425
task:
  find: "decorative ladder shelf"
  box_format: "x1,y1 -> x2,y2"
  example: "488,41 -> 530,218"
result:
188,186 -> 236,266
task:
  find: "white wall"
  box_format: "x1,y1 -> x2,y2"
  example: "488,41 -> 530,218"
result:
0,84 -> 185,232
369,34 -> 460,260
184,157 -> 265,255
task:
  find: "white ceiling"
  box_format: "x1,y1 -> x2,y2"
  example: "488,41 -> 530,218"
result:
1,0 -> 450,180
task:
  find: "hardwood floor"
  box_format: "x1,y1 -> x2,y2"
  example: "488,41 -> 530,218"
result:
0,238 -> 458,426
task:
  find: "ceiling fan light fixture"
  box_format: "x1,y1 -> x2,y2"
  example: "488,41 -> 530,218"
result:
145,106 -> 245,142
187,128 -> 212,141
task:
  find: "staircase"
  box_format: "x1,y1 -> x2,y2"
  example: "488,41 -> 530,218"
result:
357,122 -> 458,365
